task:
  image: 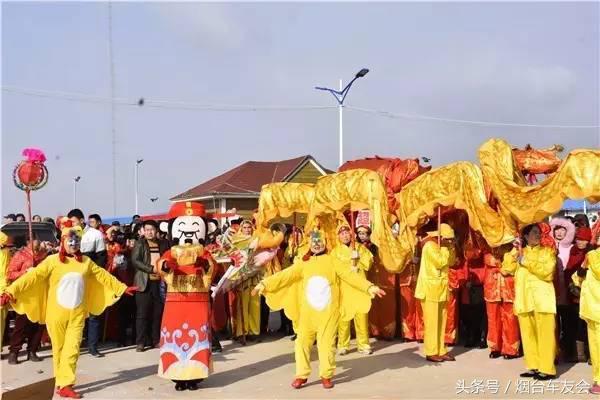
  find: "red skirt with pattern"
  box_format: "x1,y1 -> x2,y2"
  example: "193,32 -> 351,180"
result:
158,291 -> 212,381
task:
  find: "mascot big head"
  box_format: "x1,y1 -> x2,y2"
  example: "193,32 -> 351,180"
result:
160,201 -> 207,247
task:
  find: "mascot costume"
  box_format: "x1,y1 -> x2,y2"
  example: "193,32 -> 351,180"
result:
252,227 -> 385,390
0,222 -> 136,399
157,201 -> 219,391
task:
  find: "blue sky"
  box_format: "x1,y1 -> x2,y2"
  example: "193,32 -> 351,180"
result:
2,2 -> 598,218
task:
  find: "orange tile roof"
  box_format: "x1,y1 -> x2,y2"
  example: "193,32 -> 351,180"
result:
171,155 -> 323,201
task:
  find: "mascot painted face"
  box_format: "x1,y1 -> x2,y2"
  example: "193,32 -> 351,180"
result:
160,201 -> 207,246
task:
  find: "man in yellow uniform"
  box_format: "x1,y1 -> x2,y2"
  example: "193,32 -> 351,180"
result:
252,229 -> 384,389
502,223 -> 557,380
0,223 -> 137,399
0,232 -> 10,349
579,248 -> 600,394
332,222 -> 374,355
281,227 -> 306,339
415,223 -> 457,362
230,220 -> 261,340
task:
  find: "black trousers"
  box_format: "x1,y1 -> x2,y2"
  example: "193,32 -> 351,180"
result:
9,314 -> 44,353
87,312 -> 104,351
260,297 -> 270,334
462,286 -> 487,346
117,295 -> 136,345
558,304 -> 579,358
135,280 -> 163,346
279,310 -> 293,334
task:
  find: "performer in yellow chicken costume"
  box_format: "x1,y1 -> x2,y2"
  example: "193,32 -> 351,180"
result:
252,228 -> 385,389
502,223 -> 557,380
579,248 -> 600,394
415,223 -> 457,362
332,221 -> 374,355
0,223 -> 137,399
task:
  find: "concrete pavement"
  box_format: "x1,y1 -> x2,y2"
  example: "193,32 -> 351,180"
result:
1,335 -> 597,399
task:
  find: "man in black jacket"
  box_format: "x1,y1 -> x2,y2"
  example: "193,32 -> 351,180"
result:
131,220 -> 169,352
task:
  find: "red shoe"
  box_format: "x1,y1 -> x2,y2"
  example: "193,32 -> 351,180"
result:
321,377 -> 334,389
291,378 -> 307,389
590,384 -> 600,395
440,353 -> 456,361
426,355 -> 445,362
57,386 -> 82,399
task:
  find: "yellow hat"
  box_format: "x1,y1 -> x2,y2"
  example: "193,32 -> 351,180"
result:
0,232 -> 8,247
336,220 -> 351,234
427,223 -> 455,240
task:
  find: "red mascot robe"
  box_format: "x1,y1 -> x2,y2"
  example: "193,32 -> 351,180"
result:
484,251 -> 520,356
158,248 -> 218,381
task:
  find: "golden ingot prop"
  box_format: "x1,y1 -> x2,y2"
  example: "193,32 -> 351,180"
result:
171,244 -> 205,266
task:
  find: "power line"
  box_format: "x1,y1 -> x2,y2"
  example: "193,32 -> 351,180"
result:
4,85 -> 599,129
2,86 -> 335,111
347,106 -> 600,129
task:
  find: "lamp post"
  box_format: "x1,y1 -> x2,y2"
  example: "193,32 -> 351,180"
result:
315,68 -> 369,167
135,159 -> 144,215
73,176 -> 81,207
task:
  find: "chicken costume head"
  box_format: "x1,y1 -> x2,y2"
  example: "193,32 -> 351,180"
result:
59,221 -> 84,262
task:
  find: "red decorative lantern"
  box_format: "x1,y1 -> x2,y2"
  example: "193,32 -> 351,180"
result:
13,148 -> 48,191
17,161 -> 45,187
12,148 -> 49,255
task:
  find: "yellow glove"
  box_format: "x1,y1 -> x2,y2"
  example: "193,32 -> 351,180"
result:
368,285 -> 386,298
251,282 -> 265,296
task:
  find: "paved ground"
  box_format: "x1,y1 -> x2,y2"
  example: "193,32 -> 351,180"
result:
1,334 -> 597,399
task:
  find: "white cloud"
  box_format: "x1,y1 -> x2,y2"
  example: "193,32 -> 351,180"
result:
151,3 -> 244,49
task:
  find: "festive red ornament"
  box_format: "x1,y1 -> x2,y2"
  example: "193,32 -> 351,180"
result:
17,161 -> 45,186
13,148 -> 49,191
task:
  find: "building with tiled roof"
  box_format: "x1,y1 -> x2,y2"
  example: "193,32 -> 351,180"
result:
170,155 -> 330,221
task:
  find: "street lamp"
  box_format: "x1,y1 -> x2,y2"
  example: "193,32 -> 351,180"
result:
73,176 -> 81,208
135,159 -> 144,215
315,68 -> 370,167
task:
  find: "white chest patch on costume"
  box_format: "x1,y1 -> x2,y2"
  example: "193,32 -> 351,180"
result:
305,275 -> 331,311
56,272 -> 85,309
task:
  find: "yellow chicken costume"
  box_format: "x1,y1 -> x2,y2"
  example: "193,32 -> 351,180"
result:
580,249 -> 600,391
331,222 -> 374,354
415,224 -> 457,360
502,244 -> 557,377
0,232 -> 10,349
254,228 -> 382,389
1,225 -> 129,396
